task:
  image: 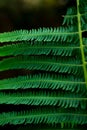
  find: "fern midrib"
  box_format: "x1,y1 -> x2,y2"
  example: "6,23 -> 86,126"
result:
0,45 -> 80,49
0,46 -> 80,56
77,0 -> 87,87
0,61 -> 83,72
0,31 -> 79,38
0,79 -> 85,89
0,113 -> 87,122
0,96 -> 87,101
0,58 -> 83,67
64,11 -> 87,17
0,79 -> 85,85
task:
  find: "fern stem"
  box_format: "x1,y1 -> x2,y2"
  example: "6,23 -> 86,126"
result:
64,12 -> 87,18
77,0 -> 87,87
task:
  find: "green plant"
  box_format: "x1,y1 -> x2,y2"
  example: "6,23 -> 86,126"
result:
0,0 -> 87,129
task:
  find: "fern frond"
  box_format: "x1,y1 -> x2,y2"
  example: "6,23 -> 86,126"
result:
0,92 -> 87,109
0,27 -> 78,43
63,7 -> 77,25
63,15 -> 77,26
0,74 -> 86,93
0,0 -> 87,128
0,109 -> 87,125
63,2 -> 87,29
0,42 -> 81,57
0,56 -> 83,75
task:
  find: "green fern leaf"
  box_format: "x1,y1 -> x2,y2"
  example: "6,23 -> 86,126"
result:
0,0 -> 87,129
0,92 -> 87,109
0,42 -> 81,57
0,74 -> 86,93
0,27 -> 78,43
0,56 -> 83,75
0,109 -> 87,125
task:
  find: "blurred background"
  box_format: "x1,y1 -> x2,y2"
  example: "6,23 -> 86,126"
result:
0,0 -> 72,33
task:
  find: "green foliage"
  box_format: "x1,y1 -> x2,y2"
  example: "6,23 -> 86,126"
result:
0,108 -> 87,125
0,0 -> 87,129
0,74 -> 86,93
